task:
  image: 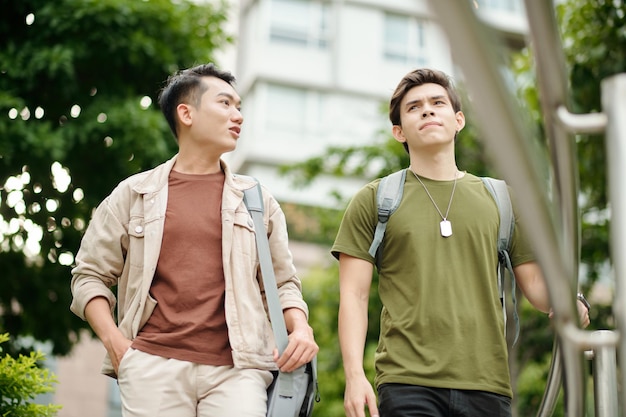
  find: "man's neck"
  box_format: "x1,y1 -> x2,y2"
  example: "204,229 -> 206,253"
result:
173,149 -> 222,175
409,152 -> 461,181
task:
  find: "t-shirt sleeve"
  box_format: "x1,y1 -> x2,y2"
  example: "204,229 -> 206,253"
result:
508,186 -> 536,267
330,180 -> 379,263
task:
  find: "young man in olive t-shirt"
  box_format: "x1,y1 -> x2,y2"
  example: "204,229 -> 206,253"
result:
332,68 -> 590,417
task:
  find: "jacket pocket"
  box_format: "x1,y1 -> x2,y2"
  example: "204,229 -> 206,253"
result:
232,210 -> 257,259
127,218 -> 145,267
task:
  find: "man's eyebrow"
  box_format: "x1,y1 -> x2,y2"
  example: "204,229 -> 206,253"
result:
405,98 -> 423,107
217,91 -> 242,106
425,94 -> 447,102
405,94 -> 447,107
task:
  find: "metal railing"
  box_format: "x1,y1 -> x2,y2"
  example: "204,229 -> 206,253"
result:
603,72 -> 626,417
427,0 -> 625,415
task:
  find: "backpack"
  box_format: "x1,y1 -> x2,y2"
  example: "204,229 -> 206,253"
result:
367,168 -> 520,344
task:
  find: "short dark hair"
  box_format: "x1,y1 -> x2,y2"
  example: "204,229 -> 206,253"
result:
158,63 -> 236,139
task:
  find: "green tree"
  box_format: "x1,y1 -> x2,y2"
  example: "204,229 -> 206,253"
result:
0,0 -> 232,356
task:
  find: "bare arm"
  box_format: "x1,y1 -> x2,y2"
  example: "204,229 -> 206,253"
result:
338,253 -> 379,417
515,261 -> 590,327
514,261 -> 550,313
84,296 -> 131,374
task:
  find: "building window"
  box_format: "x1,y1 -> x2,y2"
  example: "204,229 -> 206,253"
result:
269,0 -> 330,48
473,0 -> 523,13
383,13 -> 427,66
266,84 -> 307,132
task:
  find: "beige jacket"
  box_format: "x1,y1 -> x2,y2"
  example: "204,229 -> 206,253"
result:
70,156 -> 308,376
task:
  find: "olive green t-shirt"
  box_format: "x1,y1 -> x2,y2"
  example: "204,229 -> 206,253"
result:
331,172 -> 534,398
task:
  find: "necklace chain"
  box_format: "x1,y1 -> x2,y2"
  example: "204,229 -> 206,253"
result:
411,169 -> 458,221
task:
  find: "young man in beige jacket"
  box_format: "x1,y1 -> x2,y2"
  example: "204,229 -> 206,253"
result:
71,63 -> 318,417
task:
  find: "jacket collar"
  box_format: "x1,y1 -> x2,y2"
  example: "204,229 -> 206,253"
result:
131,154 -> 258,195
131,155 -> 177,195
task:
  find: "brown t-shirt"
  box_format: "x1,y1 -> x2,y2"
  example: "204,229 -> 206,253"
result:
132,169 -> 233,366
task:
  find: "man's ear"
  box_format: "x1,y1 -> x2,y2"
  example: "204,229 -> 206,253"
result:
455,111 -> 466,132
392,124 -> 406,145
176,103 -> 193,128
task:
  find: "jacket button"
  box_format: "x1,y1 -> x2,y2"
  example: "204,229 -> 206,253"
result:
135,225 -> 143,234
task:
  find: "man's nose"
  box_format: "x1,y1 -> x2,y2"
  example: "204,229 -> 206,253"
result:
422,108 -> 435,118
232,108 -> 243,124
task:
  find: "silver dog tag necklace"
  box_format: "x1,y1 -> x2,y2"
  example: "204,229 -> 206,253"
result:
411,169 -> 458,238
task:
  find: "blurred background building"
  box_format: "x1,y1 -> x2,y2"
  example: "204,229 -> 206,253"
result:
52,0 -> 527,416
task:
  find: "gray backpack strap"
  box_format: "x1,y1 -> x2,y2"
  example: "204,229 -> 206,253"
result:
242,177 -> 321,412
241,179 -> 298,398
240,177 -> 290,353
481,177 -> 519,345
368,169 -> 408,266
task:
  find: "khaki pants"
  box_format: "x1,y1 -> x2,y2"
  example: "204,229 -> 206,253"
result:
117,348 -> 273,417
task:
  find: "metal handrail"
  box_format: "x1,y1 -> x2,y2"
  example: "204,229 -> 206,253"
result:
536,342 -> 562,417
427,0 -> 587,415
522,2 -> 581,415
602,73 -> 626,416
523,0 -> 579,272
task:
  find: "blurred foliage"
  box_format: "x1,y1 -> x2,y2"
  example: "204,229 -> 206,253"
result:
282,203 -> 344,246
0,0 -> 233,356
0,333 -> 61,417
289,0 -> 625,415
